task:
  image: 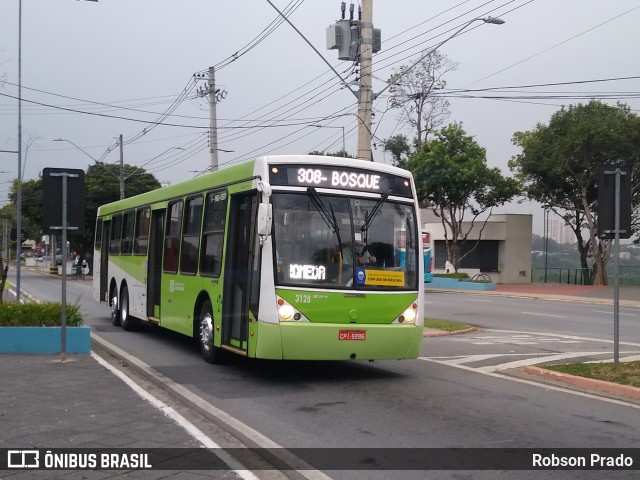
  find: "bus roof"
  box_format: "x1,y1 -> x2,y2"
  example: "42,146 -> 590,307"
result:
97,155 -> 415,216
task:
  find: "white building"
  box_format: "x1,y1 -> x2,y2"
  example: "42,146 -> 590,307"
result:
549,218 -> 576,244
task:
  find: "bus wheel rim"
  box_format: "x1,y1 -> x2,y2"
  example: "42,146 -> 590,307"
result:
110,295 -> 118,320
200,313 -> 213,351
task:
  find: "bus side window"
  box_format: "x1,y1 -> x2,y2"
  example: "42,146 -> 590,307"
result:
163,200 -> 183,273
200,190 -> 227,277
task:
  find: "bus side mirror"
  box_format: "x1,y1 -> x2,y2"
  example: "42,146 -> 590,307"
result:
257,203 -> 272,239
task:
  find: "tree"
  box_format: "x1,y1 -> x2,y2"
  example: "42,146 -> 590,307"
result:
387,51 -> 458,149
383,134 -> 412,167
509,101 -> 640,285
8,177 -> 43,240
5,163 -> 161,273
406,123 -> 520,271
80,163 -> 161,268
308,150 -> 355,158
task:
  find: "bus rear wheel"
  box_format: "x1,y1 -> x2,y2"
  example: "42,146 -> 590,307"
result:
199,300 -> 222,364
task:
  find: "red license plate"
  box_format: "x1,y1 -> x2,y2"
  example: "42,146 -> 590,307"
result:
338,330 -> 366,341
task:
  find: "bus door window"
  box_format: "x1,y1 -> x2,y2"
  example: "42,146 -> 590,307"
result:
120,210 -> 135,255
109,213 -> 122,255
134,207 -> 150,255
163,200 -> 183,273
200,190 -> 227,276
180,195 -> 203,274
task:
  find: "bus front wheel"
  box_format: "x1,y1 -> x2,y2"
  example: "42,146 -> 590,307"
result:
199,300 -> 222,364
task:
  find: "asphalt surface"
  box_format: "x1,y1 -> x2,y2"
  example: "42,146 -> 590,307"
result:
2,275 -> 640,477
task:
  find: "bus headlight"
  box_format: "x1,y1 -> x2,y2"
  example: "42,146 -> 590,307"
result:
278,304 -> 295,321
397,302 -> 418,323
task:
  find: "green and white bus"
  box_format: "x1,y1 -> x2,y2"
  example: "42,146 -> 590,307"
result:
93,155 -> 424,363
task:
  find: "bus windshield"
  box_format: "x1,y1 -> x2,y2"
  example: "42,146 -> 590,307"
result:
272,192 -> 418,290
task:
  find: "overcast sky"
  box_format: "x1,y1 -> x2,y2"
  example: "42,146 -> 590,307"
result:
1,0 -> 639,234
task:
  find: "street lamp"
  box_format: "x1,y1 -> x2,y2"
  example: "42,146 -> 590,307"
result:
375,16 -> 506,100
53,138 -> 125,198
310,124 -> 346,154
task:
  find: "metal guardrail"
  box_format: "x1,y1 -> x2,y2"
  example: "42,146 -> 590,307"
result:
532,268 -> 591,285
533,266 -> 640,286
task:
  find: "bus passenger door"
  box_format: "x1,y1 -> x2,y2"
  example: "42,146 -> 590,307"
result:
222,192 -> 260,353
147,209 -> 165,319
99,221 -> 110,303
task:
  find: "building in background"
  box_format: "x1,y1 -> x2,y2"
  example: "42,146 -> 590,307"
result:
422,212 -> 532,284
549,217 -> 576,244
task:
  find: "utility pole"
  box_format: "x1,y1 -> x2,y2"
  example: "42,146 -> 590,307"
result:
195,67 -> 226,172
326,1 -> 379,161
118,134 -> 124,199
208,67 -> 219,172
357,0 -> 373,161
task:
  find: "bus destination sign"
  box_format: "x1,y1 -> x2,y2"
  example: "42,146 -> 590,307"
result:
269,165 -> 413,197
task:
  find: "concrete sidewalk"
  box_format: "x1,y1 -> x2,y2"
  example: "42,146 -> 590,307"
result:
427,282 -> 640,308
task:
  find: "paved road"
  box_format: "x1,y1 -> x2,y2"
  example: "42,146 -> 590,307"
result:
7,268 -> 640,480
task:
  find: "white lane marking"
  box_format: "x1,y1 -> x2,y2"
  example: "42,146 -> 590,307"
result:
488,329 -> 640,347
92,352 -> 259,480
475,351 -> 617,373
431,353 -> 539,365
593,310 -> 637,317
419,356 -> 640,410
92,335 -> 332,480
521,311 -> 566,318
450,334 -> 581,345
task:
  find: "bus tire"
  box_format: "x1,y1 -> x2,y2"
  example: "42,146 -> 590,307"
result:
110,285 -> 120,326
120,286 -> 137,331
199,300 -> 222,364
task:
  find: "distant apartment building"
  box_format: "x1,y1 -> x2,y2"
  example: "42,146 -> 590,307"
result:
549,218 -> 576,244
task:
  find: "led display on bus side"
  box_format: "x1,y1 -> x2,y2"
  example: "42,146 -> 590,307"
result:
268,165 -> 413,197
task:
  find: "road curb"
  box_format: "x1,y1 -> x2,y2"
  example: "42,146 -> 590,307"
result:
425,288 -> 640,308
524,366 -> 640,400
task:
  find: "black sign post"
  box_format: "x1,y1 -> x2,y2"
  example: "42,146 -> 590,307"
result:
43,168 -> 85,362
598,168 -> 630,367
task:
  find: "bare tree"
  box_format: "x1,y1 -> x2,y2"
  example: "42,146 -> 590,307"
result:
387,51 -> 458,149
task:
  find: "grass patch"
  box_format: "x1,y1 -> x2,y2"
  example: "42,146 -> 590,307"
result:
545,361 -> 640,388
425,318 -> 472,332
0,302 -> 84,327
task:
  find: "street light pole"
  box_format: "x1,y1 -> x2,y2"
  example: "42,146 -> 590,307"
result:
14,0 -> 98,301
54,138 -> 125,198
16,0 -> 23,300
375,16 -> 505,101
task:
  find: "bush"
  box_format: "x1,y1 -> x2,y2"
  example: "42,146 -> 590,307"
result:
433,272 -> 470,280
0,302 -> 84,327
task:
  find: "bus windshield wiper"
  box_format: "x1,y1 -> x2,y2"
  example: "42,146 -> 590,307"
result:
307,187 -> 344,257
307,187 -> 340,235
361,193 -> 389,233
